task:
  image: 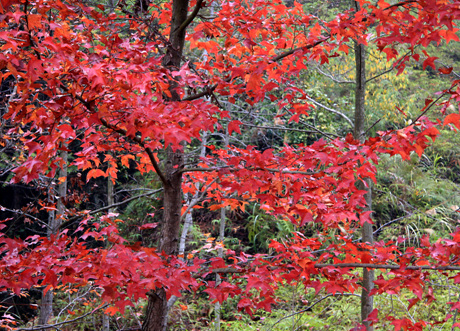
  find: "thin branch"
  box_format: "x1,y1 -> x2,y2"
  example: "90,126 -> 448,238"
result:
182,84 -> 217,101
270,37 -> 330,63
286,110 -> 339,139
364,214 -> 411,241
269,293 -> 359,330
55,286 -> 96,321
211,263 -> 460,274
305,95 -> 354,126
16,304 -> 108,331
435,59 -> 460,79
366,50 -> 412,84
313,65 -> 355,84
385,0 -> 417,10
364,118 -> 382,136
180,178 -> 218,221
145,147 -> 168,186
411,93 -> 446,125
88,189 -> 163,215
313,263 -> 460,271
99,117 -> 168,186
176,0 -> 205,34
181,166 -> 318,175
0,207 -> 51,231
61,85 -> 168,186
63,189 -> 162,226
240,122 -> 318,134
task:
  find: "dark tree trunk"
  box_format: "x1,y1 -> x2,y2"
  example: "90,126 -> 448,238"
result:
142,0 -> 190,329
142,288 -> 168,331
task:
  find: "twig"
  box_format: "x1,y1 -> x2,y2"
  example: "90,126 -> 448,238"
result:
240,122 -> 317,134
182,84 -> 217,101
0,207 -> 51,231
181,166 -> 317,175
176,0 -> 205,34
211,263 -> 460,274
180,178 -> 218,221
16,304 -> 108,331
98,117 -> 168,186
270,37 -> 330,63
63,189 -> 162,226
411,93 -> 446,125
304,95 -> 353,126
366,50 -> 412,84
364,118 -> 381,136
288,112 -> 339,139
268,293 -> 359,330
313,65 -> 355,84
61,84 -> 168,186
313,263 -> 460,271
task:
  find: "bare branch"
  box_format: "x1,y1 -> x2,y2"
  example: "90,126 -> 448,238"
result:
285,109 -> 340,139
269,293 -> 360,329
240,122 -> 318,134
211,262 -> 460,274
366,50 -> 412,84
63,189 -> 162,227
16,304 -> 108,331
181,166 -> 318,175
314,263 -> 460,271
364,118 -> 382,136
313,65 -> 355,84
411,93 -> 446,125
87,189 -> 163,215
182,84 -> 217,101
0,207 -> 51,231
270,37 -> 330,63
99,117 -> 168,186
180,178 -> 218,221
304,95 -> 354,126
177,0 -> 205,34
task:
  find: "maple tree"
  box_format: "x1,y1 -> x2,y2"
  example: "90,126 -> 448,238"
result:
0,0 -> 460,329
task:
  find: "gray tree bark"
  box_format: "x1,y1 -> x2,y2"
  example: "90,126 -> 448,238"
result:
39,151 -> 67,325
102,176 -> 115,331
353,28 -> 375,331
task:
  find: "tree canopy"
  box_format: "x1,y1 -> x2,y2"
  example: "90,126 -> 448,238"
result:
0,0 -> 460,329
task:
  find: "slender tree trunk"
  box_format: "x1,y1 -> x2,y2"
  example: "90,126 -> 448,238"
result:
102,176 -> 114,331
354,33 -> 374,331
39,151 -> 67,325
141,0 -> 190,328
143,149 -> 183,331
214,206 -> 226,330
214,128 -> 228,330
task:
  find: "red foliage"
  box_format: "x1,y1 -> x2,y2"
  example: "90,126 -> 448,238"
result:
0,0 -> 460,328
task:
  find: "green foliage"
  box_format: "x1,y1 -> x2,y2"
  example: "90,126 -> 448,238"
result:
245,204 -> 294,253
373,127 -> 460,244
117,172 -> 163,245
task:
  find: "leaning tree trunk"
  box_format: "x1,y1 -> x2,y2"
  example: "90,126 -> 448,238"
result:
142,0 -> 190,329
353,24 -> 375,331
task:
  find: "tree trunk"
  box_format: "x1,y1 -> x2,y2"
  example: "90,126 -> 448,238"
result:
142,0 -> 190,328
142,148 -> 183,331
214,206 -> 226,330
102,176 -> 115,331
39,150 -> 67,325
214,128 -> 228,330
353,29 -> 375,331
